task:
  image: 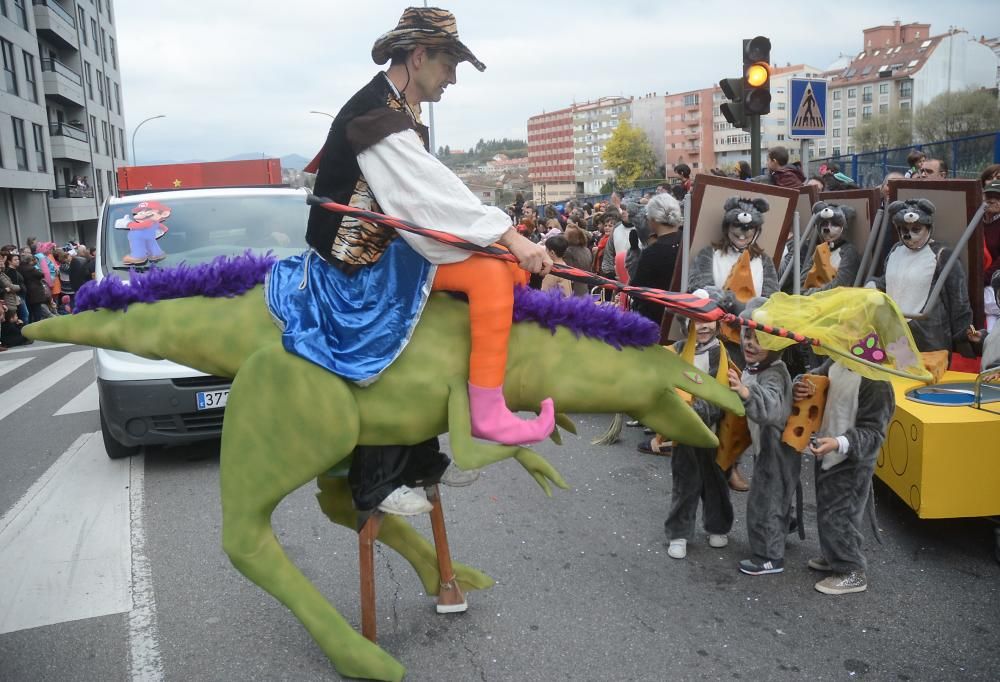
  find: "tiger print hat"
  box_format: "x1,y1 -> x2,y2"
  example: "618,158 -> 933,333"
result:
371,7 -> 486,72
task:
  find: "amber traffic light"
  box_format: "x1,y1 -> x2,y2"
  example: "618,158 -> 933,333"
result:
743,36 -> 771,116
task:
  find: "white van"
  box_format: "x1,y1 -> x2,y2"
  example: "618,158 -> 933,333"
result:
95,187 -> 309,458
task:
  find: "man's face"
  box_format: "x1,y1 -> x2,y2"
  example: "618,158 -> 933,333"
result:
522,206 -> 535,221
984,194 -> 1000,217
918,159 -> 945,179
413,49 -> 458,103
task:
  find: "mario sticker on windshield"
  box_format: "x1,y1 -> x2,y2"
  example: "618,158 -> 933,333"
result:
116,200 -> 170,265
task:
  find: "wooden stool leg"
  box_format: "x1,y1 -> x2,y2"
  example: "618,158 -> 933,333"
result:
358,512 -> 383,642
425,484 -> 467,614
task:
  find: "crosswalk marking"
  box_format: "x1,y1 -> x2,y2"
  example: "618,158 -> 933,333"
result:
0,357 -> 33,379
0,432 -> 133,635
54,381 -> 99,416
0,350 -> 92,422
2,341 -> 73,354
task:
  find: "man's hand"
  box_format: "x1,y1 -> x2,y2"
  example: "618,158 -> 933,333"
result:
808,436 -> 839,458
500,228 -> 553,275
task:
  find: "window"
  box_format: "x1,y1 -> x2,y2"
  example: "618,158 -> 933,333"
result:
862,85 -> 872,103
847,126 -> 855,136
113,81 -> 121,114
862,105 -> 872,120
85,61 -> 93,99
900,101 -> 911,111
89,114 -> 98,151
847,107 -> 856,119
847,88 -> 856,99
100,28 -> 107,60
22,51 -> 36,102
777,102 -> 786,110
818,147 -> 826,157
109,37 -> 117,69
2,39 -> 18,96
832,147 -> 841,157
12,117 -> 28,170
833,109 -> 842,120
832,90 -> 842,101
107,169 -> 114,197
879,103 -> 889,114
78,7 -> 87,45
110,124 -> 117,157
833,129 -> 841,138
12,0 -> 27,30
879,83 -> 889,94
90,18 -> 98,49
900,80 -> 912,98
32,122 -> 45,172
96,69 -> 104,104
96,168 -> 104,204
0,0 -> 6,19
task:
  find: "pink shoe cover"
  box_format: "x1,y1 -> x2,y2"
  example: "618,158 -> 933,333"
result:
468,382 -> 555,445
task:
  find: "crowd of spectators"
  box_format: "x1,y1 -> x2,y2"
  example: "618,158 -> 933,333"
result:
0,239 -> 95,351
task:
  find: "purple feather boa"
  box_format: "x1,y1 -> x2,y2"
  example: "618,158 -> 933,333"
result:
73,251 -> 276,313
73,253 -> 659,349
513,286 -> 659,349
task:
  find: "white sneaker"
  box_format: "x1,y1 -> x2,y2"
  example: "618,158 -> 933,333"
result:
708,534 -> 729,548
377,486 -> 433,516
667,539 -> 687,559
440,463 -> 481,487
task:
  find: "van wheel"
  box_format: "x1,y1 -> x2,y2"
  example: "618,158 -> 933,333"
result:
101,407 -> 140,460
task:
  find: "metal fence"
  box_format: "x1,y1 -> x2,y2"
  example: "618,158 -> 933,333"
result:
813,131 -> 1000,188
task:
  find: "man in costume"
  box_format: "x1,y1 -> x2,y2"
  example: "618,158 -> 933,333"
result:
272,7 -> 555,515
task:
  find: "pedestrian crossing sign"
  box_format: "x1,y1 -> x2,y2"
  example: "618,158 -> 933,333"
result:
789,78 -> 827,138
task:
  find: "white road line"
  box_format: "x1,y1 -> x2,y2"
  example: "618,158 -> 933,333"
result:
54,380 -> 99,416
127,455 -> 164,682
2,341 -> 74,354
0,433 -> 132,635
0,350 -> 92,421
0,357 -> 33,378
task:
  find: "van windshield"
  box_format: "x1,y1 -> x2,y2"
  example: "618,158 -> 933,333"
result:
103,192 -> 309,271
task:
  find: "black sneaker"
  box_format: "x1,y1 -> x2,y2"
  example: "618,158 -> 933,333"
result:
738,557 -> 784,575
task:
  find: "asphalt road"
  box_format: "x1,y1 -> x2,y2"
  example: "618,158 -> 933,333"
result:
1,342 -> 998,681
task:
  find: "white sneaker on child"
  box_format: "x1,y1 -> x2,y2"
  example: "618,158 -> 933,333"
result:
708,534 -> 728,548
377,486 -> 433,516
667,539 -> 687,559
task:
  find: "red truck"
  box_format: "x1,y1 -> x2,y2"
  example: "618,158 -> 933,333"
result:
116,158 -> 284,194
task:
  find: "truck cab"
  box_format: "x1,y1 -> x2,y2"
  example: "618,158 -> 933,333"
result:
95,187 -> 309,458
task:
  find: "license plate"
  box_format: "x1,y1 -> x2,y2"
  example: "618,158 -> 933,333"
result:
196,389 -> 229,411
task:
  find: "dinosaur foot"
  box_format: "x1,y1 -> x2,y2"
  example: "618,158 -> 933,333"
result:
468,382 -> 555,445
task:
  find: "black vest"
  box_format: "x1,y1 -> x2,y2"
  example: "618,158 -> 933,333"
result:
306,73 -> 429,268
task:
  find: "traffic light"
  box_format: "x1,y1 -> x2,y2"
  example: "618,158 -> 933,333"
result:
718,77 -> 746,129
742,36 -> 771,116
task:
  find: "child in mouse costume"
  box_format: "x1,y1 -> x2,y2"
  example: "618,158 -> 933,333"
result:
866,198 -> 975,380
727,297 -> 798,576
664,289 -> 735,559
801,202 -> 861,293
792,358 -> 895,595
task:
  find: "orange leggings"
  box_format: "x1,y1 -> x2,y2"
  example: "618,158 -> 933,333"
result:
431,255 -> 527,387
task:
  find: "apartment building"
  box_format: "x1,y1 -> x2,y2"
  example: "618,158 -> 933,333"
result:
1,0 -> 126,248
815,22 -> 999,159
572,96 -> 631,195
527,106 -> 574,202
631,92 -> 666,170
664,88 -> 713,176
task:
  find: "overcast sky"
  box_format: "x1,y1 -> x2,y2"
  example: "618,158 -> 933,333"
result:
117,1 -> 1000,164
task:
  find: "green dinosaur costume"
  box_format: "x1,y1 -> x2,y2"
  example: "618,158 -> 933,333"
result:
26,286 -> 743,681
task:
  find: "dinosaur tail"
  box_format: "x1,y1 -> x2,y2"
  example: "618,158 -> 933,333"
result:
23,286 -> 280,379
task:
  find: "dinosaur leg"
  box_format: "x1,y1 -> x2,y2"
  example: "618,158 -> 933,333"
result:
314,475 -> 494,596
432,256 -> 555,445
218,346 -> 404,682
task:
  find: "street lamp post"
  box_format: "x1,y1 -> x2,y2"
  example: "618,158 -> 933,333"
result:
130,115 -> 166,166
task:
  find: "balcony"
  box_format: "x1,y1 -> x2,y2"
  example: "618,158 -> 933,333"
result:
48,185 -> 98,223
49,122 -> 91,162
40,59 -> 84,107
33,0 -> 79,50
